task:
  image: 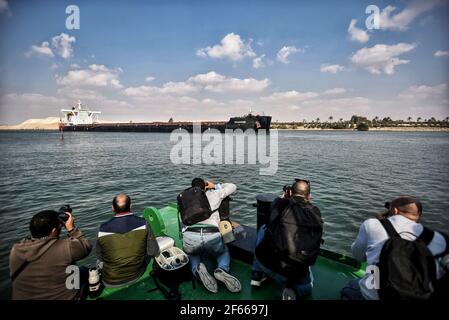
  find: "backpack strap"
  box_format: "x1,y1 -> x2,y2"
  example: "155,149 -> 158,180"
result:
417,227 -> 434,246
378,218 -> 400,238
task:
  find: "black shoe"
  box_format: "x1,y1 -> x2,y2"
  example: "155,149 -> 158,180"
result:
250,271 -> 268,287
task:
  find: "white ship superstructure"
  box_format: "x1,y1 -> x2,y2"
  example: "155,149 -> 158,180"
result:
61,100 -> 101,125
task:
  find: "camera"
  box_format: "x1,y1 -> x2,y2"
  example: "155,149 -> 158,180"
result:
58,205 -> 72,222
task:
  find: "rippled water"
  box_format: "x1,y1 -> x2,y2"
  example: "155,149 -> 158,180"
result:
1,130 -> 448,298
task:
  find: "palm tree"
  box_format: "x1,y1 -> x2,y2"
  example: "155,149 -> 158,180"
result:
407,117 -> 412,122
316,117 -> 320,123
417,117 -> 422,122
328,116 -> 333,123
445,117 -> 449,122
339,118 -> 343,123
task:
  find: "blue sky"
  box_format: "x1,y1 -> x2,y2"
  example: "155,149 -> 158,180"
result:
0,0 -> 448,123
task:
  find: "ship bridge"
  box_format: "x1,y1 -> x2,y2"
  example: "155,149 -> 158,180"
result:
61,100 -> 101,125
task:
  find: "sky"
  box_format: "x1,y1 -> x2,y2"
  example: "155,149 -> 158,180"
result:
0,0 -> 448,124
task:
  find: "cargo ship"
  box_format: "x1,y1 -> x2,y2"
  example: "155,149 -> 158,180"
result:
59,101 -> 271,132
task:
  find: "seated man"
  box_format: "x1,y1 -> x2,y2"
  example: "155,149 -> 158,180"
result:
182,178 -> 241,293
10,209 -> 92,300
251,179 -> 323,300
96,193 -> 159,287
341,196 -> 448,300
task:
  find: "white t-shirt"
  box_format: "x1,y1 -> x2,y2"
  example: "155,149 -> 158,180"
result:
351,214 -> 447,300
185,183 -> 237,228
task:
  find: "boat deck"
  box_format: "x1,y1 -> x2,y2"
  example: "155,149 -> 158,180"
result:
93,204 -> 365,300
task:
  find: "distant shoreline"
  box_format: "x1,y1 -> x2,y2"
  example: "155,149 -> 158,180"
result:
1,127 -> 448,132
275,127 -> 449,132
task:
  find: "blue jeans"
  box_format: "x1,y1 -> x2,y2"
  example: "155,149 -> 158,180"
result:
252,225 -> 314,298
182,230 -> 230,274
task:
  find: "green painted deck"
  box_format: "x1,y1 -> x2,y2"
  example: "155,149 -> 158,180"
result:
93,204 -> 365,300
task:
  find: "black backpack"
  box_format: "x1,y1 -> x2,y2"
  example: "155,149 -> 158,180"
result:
148,260 -> 194,300
177,186 -> 213,226
260,198 -> 323,280
377,218 -> 437,300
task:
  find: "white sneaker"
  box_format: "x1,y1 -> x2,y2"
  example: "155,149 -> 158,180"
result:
214,268 -> 241,293
196,263 -> 218,293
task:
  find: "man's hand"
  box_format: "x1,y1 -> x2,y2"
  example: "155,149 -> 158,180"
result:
64,212 -> 75,231
205,181 -> 215,190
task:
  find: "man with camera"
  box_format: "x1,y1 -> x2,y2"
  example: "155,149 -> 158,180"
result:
9,206 -> 92,300
251,179 -> 323,300
180,178 -> 241,294
341,196 -> 449,300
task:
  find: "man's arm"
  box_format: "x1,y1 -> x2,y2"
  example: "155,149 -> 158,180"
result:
63,212 -> 92,261
351,221 -> 369,262
67,228 -> 93,261
268,198 -> 289,225
211,183 -> 237,201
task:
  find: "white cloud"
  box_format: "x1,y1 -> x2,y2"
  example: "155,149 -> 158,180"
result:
51,33 -> 76,59
145,76 -> 156,82
252,54 -> 266,69
56,64 -> 123,89
347,19 -> 370,43
399,84 -> 447,99
261,90 -> 319,103
320,64 -> 344,74
351,43 -> 416,75
323,88 -> 347,95
124,71 -> 270,97
27,33 -> 76,59
379,0 -> 447,31
27,41 -> 54,58
276,46 -> 301,64
0,0 -> 8,13
196,33 -> 256,61
434,50 -> 449,57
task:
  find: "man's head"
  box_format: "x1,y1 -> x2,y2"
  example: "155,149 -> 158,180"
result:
291,179 -> 311,201
30,210 -> 61,238
389,196 -> 422,222
112,194 -> 131,214
191,178 -> 206,191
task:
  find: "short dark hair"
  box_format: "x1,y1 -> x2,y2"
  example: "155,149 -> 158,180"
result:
292,180 -> 310,197
112,194 -> 131,213
390,196 -> 422,215
191,178 -> 206,190
30,210 -> 60,238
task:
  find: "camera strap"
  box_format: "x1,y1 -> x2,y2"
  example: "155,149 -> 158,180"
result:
10,261 -> 29,283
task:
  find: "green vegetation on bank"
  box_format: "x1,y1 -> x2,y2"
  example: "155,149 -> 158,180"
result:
272,116 -> 449,130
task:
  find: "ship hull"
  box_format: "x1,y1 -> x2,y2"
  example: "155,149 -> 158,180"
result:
60,116 -> 272,133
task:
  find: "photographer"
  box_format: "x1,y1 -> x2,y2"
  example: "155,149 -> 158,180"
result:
341,196 -> 448,300
9,207 -> 92,300
181,178 -> 241,294
252,179 -> 323,300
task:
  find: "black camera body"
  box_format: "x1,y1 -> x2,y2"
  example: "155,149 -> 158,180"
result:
58,205 -> 72,222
